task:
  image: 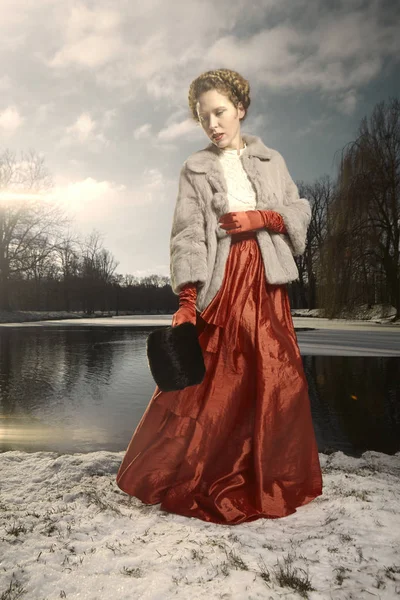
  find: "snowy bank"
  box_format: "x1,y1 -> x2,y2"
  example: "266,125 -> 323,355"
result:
0,310 -> 115,324
291,304 -> 398,325
0,450 -> 399,599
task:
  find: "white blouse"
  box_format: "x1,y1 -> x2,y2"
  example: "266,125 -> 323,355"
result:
218,143 -> 257,211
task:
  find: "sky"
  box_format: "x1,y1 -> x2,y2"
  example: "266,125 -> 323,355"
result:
0,0 -> 399,280
0,448 -> 399,598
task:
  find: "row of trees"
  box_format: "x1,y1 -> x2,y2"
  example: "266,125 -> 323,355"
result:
1,97 -> 399,317
0,150 -> 177,313
294,97 -> 399,318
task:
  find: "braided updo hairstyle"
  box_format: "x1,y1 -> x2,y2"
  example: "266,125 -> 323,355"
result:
188,68 -> 251,124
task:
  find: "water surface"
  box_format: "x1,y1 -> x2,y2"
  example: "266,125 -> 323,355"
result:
0,326 -> 399,456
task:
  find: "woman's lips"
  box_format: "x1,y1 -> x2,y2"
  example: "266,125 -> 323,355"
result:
213,133 -> 224,141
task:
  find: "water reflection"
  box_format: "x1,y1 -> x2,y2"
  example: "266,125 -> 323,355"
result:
0,414 -> 106,449
303,356 -> 400,457
0,328 -> 399,455
0,327 -> 152,453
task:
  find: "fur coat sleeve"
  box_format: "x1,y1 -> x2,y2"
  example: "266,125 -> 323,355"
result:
170,163 -> 208,294
274,154 -> 311,256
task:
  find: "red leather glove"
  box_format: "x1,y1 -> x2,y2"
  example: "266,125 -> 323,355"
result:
172,282 -> 197,327
218,210 -> 287,235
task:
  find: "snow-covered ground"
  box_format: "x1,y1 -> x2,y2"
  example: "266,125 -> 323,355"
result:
1,450 -> 399,599
291,304 -> 398,325
0,310 -> 111,324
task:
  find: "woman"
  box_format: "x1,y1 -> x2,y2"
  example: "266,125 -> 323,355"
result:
116,68 -> 323,525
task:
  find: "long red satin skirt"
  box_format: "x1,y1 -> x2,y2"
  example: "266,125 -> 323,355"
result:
116,231 -> 323,525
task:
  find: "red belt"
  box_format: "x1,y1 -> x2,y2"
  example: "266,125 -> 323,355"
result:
230,230 -> 258,243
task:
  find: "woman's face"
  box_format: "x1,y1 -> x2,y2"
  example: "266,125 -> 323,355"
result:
196,89 -> 245,151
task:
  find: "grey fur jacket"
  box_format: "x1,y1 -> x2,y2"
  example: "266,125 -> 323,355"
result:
170,133 -> 311,313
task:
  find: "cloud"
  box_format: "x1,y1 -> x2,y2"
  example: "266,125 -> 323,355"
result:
49,176 -> 126,222
0,106 -> 24,133
204,9 -> 396,99
243,113 -> 269,132
7,0 -> 396,121
0,0 -> 56,51
69,113 -> 95,139
48,4 -> 124,68
133,123 -> 152,140
35,102 -> 56,125
65,3 -> 121,37
0,75 -> 12,91
336,90 -> 358,116
157,119 -> 198,142
58,112 -> 110,150
49,34 -> 124,69
131,264 -> 170,278
49,167 -> 173,225
102,109 -> 117,129
295,115 -> 334,137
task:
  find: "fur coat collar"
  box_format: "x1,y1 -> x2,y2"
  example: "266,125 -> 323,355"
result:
186,133 -> 273,172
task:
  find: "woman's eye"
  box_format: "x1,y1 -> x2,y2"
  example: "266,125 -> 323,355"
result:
199,111 -> 224,123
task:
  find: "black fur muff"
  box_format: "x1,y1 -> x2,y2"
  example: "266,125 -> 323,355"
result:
146,322 -> 206,391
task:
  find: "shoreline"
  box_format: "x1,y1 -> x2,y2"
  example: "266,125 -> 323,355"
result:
0,310 -> 165,324
0,309 -> 399,326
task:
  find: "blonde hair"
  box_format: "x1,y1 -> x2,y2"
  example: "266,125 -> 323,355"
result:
188,68 -> 251,124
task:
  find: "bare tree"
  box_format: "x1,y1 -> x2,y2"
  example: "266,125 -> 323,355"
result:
79,229 -> 119,314
319,97 -> 400,318
303,174 -> 336,310
141,274 -> 169,288
290,180 -> 313,308
53,229 -> 80,311
97,247 -> 119,284
122,274 -> 140,287
0,148 -> 68,310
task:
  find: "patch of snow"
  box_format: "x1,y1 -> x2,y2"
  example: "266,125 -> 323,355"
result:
0,450 -> 399,599
292,304 -> 397,324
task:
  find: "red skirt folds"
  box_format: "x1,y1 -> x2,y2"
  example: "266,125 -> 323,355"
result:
116,231 -> 323,525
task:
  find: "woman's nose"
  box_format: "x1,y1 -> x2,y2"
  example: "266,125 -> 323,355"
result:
209,115 -> 219,128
